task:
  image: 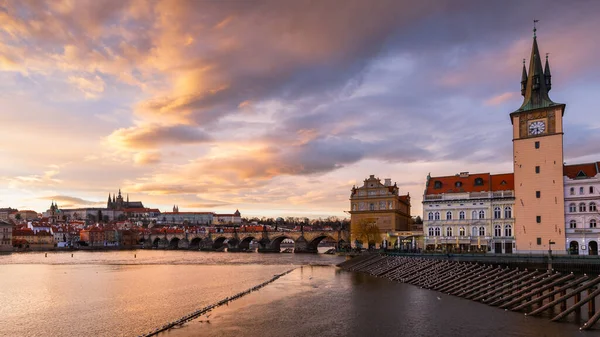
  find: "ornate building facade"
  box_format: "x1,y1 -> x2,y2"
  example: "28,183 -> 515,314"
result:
107,189 -> 144,210
423,172 -> 515,253
564,163 -> 600,255
350,175 -> 412,248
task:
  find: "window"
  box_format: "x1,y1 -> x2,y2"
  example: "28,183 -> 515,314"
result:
579,203 -> 586,212
536,191 -> 540,198
446,227 -> 453,237
352,204 -> 357,211
536,216 -> 541,223
472,211 -> 477,219
569,220 -> 577,229
504,224 -> 512,237
570,187 -> 575,195
472,226 -> 478,237
446,211 -> 452,220
535,166 -> 540,174
591,220 -> 597,229
434,181 -> 442,189
455,181 -> 462,187
434,212 -> 440,220
494,207 -> 501,219
369,203 -> 375,211
428,212 -> 434,220
478,210 -> 485,219
504,207 -> 512,219
459,227 -> 465,236
479,226 -> 485,236
459,211 -> 465,220
428,227 -> 434,236
591,203 -> 597,212
536,237 -> 542,245
535,141 -> 540,149
474,178 -> 484,186
590,186 -> 595,194
569,203 -> 577,212
379,201 -> 386,209
580,187 -> 585,195
494,224 -> 501,237
434,227 -> 441,236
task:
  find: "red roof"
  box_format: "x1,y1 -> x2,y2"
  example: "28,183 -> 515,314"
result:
426,172 -> 513,195
123,208 -> 160,213
564,162 -> 599,179
162,212 -> 213,215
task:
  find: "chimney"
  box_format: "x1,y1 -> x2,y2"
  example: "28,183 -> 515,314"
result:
459,172 -> 469,178
384,178 -> 392,186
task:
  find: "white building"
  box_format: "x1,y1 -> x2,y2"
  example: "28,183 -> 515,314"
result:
564,162 -> 600,255
423,172 -> 515,253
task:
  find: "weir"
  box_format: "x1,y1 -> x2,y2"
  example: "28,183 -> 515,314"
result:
339,254 -> 600,331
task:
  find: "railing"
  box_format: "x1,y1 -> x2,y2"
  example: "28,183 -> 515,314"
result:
424,191 -> 514,201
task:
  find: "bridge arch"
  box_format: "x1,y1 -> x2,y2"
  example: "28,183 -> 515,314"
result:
152,237 -> 161,248
213,236 -> 228,250
269,235 -> 294,252
307,235 -> 337,251
169,237 -> 180,249
189,237 -> 202,250
238,236 -> 256,251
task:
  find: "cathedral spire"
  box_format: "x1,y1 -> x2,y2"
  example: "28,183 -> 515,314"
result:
544,53 -> 552,91
515,22 -> 559,112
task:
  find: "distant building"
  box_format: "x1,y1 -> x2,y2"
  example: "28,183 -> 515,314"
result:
349,175 -> 412,249
107,189 -> 144,210
422,172 -> 515,253
0,208 -> 18,221
213,210 -> 242,225
161,206 -> 214,225
0,220 -> 12,252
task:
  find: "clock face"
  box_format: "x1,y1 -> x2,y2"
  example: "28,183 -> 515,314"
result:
529,121 -> 546,135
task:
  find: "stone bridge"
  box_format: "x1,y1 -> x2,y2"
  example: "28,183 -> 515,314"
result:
142,230 -> 350,253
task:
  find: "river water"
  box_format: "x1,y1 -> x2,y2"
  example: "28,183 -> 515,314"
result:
0,250 -> 593,337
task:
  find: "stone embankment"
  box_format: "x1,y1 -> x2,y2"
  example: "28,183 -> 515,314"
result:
139,268 -> 295,337
338,254 -> 600,331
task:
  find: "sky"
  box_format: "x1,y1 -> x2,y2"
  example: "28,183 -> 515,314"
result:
1,0 -> 599,219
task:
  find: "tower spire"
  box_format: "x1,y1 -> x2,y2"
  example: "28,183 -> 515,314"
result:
520,58 -> 528,96
544,53 -> 552,91
515,22 -> 559,112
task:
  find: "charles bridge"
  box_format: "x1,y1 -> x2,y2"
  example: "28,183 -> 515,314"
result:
141,229 -> 350,253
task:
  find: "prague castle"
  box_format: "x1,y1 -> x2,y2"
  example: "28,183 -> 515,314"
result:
422,28 -> 600,255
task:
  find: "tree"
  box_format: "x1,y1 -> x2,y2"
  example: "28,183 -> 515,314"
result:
15,213 -> 21,221
352,218 -> 381,249
97,210 -> 103,223
415,216 -> 423,224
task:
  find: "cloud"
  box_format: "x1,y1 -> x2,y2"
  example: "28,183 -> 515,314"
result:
67,74 -> 105,99
485,92 -> 517,106
133,151 -> 161,165
107,124 -> 211,149
39,195 -> 105,207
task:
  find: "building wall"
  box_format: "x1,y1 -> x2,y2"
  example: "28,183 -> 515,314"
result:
512,107 -> 566,253
0,223 -> 12,252
564,174 -> 600,255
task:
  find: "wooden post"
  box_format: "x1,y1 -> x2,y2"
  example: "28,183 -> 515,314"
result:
589,287 -> 597,318
575,291 -> 582,314
560,290 -> 567,310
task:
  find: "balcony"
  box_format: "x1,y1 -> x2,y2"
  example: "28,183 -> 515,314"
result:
424,191 -> 514,201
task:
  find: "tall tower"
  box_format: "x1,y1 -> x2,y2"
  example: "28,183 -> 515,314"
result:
511,26 -> 566,253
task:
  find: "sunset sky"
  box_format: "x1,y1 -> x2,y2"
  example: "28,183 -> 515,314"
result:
1,0 -> 599,218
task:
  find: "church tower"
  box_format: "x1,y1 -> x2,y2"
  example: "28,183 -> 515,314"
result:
511,25 -> 566,253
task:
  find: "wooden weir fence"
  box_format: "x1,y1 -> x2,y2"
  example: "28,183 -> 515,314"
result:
338,254 -> 600,331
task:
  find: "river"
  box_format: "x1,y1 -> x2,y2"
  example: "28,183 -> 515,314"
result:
0,250 -> 592,336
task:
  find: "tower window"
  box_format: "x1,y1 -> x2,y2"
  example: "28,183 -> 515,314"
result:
535,141 -> 540,149
535,166 -> 540,174
536,216 -> 541,223
536,238 -> 542,245
536,191 -> 540,198
590,187 -> 594,194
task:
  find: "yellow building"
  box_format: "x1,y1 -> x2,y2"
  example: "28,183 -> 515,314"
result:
349,175 -> 411,248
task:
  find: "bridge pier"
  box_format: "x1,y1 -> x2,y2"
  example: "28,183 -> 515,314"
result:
178,238 -> 189,249
294,236 -> 318,254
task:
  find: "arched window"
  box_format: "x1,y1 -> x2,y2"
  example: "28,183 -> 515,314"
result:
579,203 -> 587,212
474,178 -> 484,186
504,224 -> 512,237
446,227 -> 452,237
569,220 -> 577,229
446,211 -> 452,220
494,224 -> 501,237
570,187 -> 575,195
471,211 -> 477,219
580,187 -> 585,195
459,227 -> 465,236
478,210 -> 485,219
494,207 -> 501,219
472,226 -> 478,237
590,202 -> 597,212
428,227 -> 434,236
434,181 -> 442,189
352,204 -> 357,211
591,220 -> 597,229
479,226 -> 485,236
459,211 -> 465,220
428,212 -> 434,220
569,203 -> 577,212
434,212 -> 440,220
504,207 -> 512,219
434,227 -> 441,236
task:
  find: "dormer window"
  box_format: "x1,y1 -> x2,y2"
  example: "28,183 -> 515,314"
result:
455,181 -> 462,188
474,178 -> 484,186
577,171 -> 587,178
434,181 -> 442,189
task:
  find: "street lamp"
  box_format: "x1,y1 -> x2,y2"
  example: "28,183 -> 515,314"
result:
548,240 -> 556,273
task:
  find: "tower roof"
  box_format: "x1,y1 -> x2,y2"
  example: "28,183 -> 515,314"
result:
514,26 -> 563,113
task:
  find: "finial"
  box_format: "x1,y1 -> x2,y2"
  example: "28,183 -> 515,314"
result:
533,19 -> 539,37
545,53 -> 549,60
523,58 -> 526,65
